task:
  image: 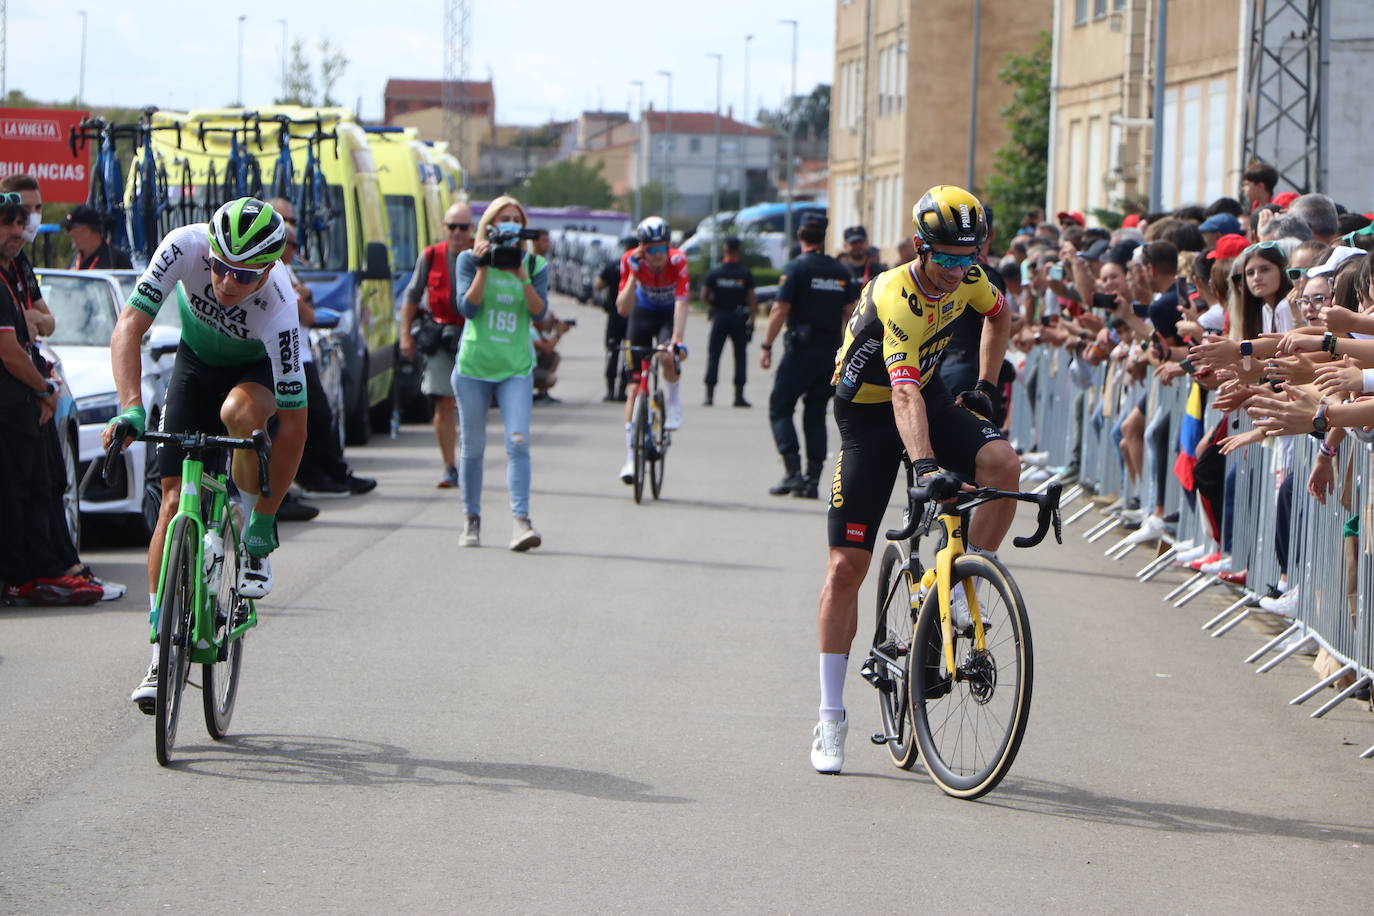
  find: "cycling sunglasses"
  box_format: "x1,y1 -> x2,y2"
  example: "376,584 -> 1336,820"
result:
210,254 -> 268,284
446,221 -> 471,231
644,244 -> 668,255
926,249 -> 978,270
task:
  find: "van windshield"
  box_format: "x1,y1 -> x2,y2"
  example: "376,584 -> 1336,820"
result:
385,195 -> 419,273
295,184 -> 350,272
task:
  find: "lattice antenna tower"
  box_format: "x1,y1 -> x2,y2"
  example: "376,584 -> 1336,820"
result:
442,0 -> 472,188
1241,0 -> 1326,193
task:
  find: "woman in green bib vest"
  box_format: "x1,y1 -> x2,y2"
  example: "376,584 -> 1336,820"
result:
451,195 -> 550,550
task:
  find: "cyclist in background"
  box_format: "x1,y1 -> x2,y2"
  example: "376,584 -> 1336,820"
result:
615,216 -> 689,483
103,198 -> 307,712
809,186 -> 1022,774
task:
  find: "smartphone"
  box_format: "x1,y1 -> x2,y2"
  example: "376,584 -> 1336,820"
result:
1091,292 -> 1117,311
1178,357 -> 1196,374
1047,263 -> 1064,281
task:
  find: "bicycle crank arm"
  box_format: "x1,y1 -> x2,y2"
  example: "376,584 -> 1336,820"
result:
870,732 -> 901,746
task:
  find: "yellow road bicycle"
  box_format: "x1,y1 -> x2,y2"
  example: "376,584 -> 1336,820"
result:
860,463 -> 1062,799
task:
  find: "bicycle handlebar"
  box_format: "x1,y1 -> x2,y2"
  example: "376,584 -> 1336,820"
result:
103,423 -> 274,500
883,481 -> 1063,549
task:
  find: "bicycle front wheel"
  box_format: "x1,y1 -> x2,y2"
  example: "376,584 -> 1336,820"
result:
649,390 -> 666,500
155,518 -> 197,766
204,505 -> 246,739
632,392 -> 648,504
909,553 -> 1032,799
873,543 -> 919,769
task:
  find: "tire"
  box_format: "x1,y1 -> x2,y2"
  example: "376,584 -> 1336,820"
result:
155,517 -> 197,766
203,505 -> 246,739
872,543 -> 919,769
631,392 -> 648,504
909,553 -> 1032,799
344,356 -> 371,446
60,425 -> 81,552
649,390 -> 666,500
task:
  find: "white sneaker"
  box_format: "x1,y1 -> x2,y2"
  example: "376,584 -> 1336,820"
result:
1173,542 -> 1210,566
619,458 -> 635,484
130,664 -> 157,715
1021,468 -> 1050,484
1118,514 -> 1167,547
1201,555 -> 1234,576
1259,588 -> 1301,616
238,554 -> 272,600
811,718 -> 848,774
665,401 -> 683,430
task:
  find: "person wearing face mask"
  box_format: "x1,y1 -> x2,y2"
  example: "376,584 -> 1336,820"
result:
0,175 -> 54,339
62,205 -> 133,270
809,185 -> 1020,775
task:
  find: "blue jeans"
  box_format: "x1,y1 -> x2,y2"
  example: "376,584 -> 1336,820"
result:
450,370 -> 533,518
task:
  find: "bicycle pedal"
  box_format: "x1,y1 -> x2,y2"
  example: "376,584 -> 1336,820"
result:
870,732 -> 891,745
135,698 -> 156,716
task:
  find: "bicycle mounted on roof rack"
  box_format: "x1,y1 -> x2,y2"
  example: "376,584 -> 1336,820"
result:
69,116 -> 141,252
127,107 -> 185,263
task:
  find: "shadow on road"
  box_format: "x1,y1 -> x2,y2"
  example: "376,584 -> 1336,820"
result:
170,733 -> 692,805
980,776 -> 1374,843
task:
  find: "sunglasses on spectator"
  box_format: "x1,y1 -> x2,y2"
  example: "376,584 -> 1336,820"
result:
644,244 -> 668,255
1243,239 -> 1287,262
446,222 -> 471,231
0,192 -> 21,205
926,250 -> 979,270
210,254 -> 268,284
1284,267 -> 1305,280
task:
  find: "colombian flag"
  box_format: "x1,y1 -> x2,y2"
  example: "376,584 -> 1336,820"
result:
1173,382 -> 1206,491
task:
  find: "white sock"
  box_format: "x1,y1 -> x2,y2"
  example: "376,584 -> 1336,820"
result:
665,378 -> 681,409
968,544 -> 998,561
241,489 -> 259,516
625,422 -> 634,450
1277,579 -> 1289,594
148,592 -> 157,611
818,653 -> 848,722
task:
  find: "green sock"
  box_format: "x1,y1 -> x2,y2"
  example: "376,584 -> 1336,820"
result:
245,511 -> 278,559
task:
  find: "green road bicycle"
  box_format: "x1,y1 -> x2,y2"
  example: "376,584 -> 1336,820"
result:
625,343 -> 681,503
860,463 -> 1062,799
106,424 -> 271,766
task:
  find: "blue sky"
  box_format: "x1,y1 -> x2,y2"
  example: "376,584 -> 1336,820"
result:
10,0 -> 835,124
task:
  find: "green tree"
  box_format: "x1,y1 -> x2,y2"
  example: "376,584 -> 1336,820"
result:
757,83 -> 831,141
272,36 -> 348,107
276,40 -> 316,106
983,32 -> 1051,243
318,38 -> 349,107
518,157 -> 613,208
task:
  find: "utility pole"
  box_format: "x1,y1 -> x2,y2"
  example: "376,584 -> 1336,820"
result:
78,11 -> 87,107
741,33 -> 752,211
1149,0 -> 1168,211
236,14 -> 246,106
658,69 -> 673,220
780,19 -> 798,243
966,0 -> 981,190
708,52 -> 723,267
631,79 -> 644,222
278,19 -> 287,103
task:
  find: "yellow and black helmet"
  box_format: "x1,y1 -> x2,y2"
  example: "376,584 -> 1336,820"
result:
912,185 -> 987,248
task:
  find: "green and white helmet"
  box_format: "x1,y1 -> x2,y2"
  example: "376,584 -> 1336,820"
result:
207,197 -> 287,266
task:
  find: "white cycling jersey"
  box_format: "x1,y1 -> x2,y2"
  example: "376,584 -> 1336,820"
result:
125,224 -> 307,409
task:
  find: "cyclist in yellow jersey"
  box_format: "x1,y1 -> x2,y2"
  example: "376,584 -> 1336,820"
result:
810,186 -> 1022,774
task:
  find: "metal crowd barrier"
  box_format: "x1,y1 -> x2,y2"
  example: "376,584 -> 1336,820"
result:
1009,344 -> 1373,758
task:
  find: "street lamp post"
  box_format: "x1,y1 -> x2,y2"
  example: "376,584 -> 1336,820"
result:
657,69 -> 673,221
77,11 -> 87,107
236,14 -> 247,106
741,33 -> 752,211
780,18 -> 798,243
630,79 -> 645,223
278,19 -> 287,103
708,52 -> 723,267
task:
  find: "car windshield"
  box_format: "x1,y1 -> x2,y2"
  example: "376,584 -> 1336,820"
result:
34,274 -> 118,347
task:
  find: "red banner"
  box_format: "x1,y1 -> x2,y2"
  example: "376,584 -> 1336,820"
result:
0,107 -> 91,204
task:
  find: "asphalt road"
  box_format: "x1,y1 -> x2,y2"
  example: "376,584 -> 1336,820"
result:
3,293 -> 1371,914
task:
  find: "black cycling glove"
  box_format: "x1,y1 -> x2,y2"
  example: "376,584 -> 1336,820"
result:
912,459 -> 959,501
957,379 -> 1000,420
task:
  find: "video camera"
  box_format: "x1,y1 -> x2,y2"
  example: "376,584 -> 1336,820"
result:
482,221 -> 542,270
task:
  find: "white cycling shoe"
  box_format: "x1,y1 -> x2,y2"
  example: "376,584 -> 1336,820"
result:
664,402 -> 683,430
619,458 -> 635,484
238,554 -> 273,600
130,664 -> 157,715
811,718 -> 848,774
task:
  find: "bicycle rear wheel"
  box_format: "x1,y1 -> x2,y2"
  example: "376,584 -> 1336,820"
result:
909,553 -> 1032,799
871,543 -> 919,769
649,390 -> 666,500
203,505 -> 246,739
631,392 -> 648,504
155,518 -> 197,766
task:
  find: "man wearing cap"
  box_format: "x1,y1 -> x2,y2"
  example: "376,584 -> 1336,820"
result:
64,206 -> 133,270
837,225 -> 886,286
1057,211 -> 1086,230
1198,213 -> 1242,248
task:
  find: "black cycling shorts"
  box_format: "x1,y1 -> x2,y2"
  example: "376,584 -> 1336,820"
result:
827,375 -> 1005,552
625,307 -> 674,382
157,342 -> 273,479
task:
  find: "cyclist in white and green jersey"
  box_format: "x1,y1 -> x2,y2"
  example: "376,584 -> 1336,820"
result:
102,198 -> 307,712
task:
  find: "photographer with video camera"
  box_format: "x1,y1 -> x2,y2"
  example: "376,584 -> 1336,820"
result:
450,195 -> 548,551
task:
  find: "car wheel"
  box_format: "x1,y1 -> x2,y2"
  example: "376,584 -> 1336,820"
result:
61,423 -> 81,551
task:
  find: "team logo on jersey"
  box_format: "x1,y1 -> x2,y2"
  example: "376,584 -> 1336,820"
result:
961,265 -> 983,285
277,329 -> 299,373
884,351 -> 908,367
276,380 -> 304,397
885,319 -> 909,342
136,282 -> 163,304
901,288 -> 924,317
845,523 -> 867,543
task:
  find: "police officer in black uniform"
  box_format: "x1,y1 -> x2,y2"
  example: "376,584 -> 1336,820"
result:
701,236 -> 757,407
837,224 -> 886,287
936,204 -> 1014,426
760,219 -> 858,498
596,236 -> 638,401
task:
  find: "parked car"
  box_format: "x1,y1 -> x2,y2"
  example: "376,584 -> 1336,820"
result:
730,202 -> 829,269
34,269 -> 169,537
37,340 -> 80,549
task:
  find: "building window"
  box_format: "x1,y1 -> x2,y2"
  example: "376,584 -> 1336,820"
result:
1086,116 -> 1103,215
690,137 -> 702,153
896,40 -> 906,111
1205,79 -> 1228,203
1094,0 -> 1107,17
1075,0 -> 1088,25
1160,88 -> 1178,210
1179,84 -> 1202,205
1066,119 -> 1083,213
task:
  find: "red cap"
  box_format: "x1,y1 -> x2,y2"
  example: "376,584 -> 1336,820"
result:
1122,213 -> 1141,228
1056,210 -> 1086,227
1206,233 -> 1249,261
1272,191 -> 1299,209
